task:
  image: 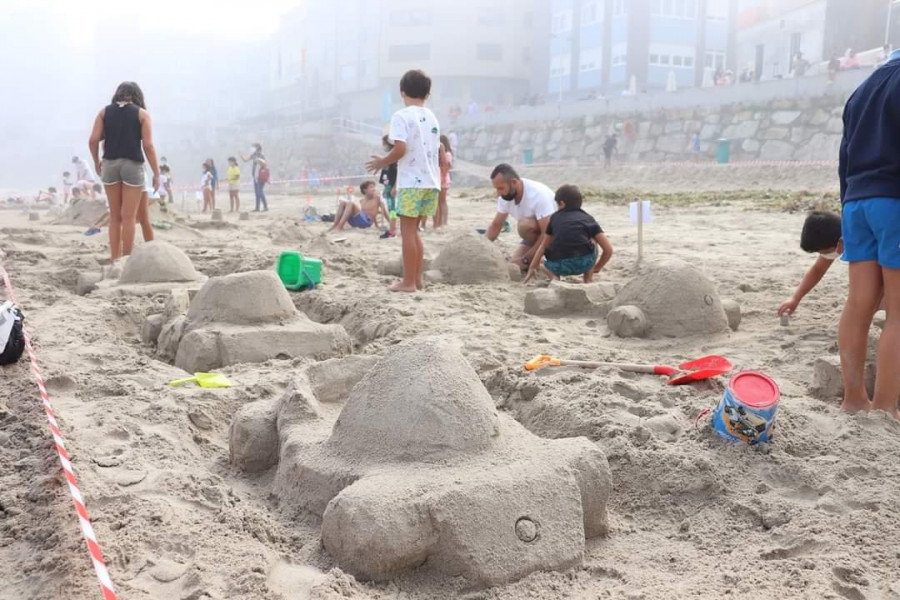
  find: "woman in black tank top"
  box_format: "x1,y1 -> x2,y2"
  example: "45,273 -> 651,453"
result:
88,81 -> 160,262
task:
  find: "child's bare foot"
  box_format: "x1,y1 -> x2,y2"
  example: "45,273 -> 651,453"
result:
840,394 -> 871,414
390,281 -> 418,293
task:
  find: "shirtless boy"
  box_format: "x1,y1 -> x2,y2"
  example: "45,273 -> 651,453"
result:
330,181 -> 381,232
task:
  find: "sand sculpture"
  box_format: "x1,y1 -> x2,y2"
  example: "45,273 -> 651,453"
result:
524,281 -> 619,316
149,270 -> 350,371
119,241 -> 202,284
228,336 -> 611,586
610,259 -> 729,338
431,234 -> 511,284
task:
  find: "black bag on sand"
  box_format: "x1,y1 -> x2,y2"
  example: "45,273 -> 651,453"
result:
0,301 -> 25,366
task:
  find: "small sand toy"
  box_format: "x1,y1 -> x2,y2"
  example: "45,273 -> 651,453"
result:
525,354 -> 733,385
169,372 -> 232,388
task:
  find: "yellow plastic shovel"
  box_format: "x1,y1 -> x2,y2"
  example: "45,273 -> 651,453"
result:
168,373 -> 232,388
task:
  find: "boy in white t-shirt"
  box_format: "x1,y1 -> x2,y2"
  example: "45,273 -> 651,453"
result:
366,70 -> 441,292
485,164 -> 557,269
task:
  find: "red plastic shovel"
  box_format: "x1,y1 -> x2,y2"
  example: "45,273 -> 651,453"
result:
524,354 -> 733,386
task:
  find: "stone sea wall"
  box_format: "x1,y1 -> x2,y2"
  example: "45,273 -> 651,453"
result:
453,95 -> 848,165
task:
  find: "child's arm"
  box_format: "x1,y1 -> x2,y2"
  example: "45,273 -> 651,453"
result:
592,233 -> 614,272
524,234 -> 553,283
366,143 -> 406,173
778,256 -> 835,316
88,109 -> 105,176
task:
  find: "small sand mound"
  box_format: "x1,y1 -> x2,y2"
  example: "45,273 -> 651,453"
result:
186,270 -> 296,326
119,241 -> 202,284
432,234 -> 510,285
613,259 -> 729,337
270,221 -> 312,245
329,336 -> 501,462
52,200 -> 107,227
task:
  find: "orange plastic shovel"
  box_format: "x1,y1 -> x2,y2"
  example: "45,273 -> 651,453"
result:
524,354 -> 732,386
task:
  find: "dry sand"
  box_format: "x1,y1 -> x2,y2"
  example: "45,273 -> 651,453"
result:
2,162 -> 899,600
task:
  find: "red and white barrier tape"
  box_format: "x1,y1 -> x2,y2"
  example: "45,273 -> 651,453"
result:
0,266 -> 118,600
172,174 -> 367,192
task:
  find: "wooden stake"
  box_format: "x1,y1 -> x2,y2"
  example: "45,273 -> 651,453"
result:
636,197 -> 644,264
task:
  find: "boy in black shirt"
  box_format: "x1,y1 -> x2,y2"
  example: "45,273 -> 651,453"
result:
524,185 -> 613,284
379,135 -> 399,239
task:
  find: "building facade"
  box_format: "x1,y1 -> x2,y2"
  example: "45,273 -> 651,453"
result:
548,0 -> 738,96
736,0 -> 895,81
269,0 -> 547,122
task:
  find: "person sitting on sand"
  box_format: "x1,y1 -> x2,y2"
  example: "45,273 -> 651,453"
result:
778,211 -> 847,317
524,185 -> 613,284
330,181 -> 381,232
34,187 -> 59,207
485,164 -> 556,269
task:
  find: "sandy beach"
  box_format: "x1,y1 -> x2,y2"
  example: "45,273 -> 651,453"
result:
2,163 -> 899,600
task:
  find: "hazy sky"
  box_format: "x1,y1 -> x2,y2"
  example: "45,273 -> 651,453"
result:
3,0 -> 301,46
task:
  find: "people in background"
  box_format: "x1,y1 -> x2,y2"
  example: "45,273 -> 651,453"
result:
434,134 -> 453,229
62,171 -> 73,204
206,158 -> 218,211
602,134 -> 618,168
842,49 -> 861,71
227,156 -> 240,213
242,143 -> 268,212
201,161 -> 213,213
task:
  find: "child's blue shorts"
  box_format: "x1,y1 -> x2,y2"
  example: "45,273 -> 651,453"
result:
842,198 -> 900,268
545,249 -> 598,277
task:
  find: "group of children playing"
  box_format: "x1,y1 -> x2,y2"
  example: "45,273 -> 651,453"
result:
329,131 -> 453,239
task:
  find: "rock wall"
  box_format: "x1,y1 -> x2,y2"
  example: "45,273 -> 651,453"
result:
454,95 -> 847,165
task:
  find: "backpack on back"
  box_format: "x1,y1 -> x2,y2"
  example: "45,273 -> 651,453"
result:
258,165 -> 271,184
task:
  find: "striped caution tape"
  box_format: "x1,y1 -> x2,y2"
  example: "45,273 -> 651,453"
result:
0,266 -> 118,600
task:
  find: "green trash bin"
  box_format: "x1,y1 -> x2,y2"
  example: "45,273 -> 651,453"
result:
716,138 -> 731,164
523,148 -> 534,165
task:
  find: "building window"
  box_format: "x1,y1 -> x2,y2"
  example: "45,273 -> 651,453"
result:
476,43 -> 503,61
339,64 -> 355,81
613,0 -> 626,17
579,48 -> 603,71
672,55 -> 683,66
612,54 -> 627,66
706,0 -> 728,20
550,54 -> 571,77
390,10 -> 431,26
583,1 -> 602,25
705,51 -> 726,71
790,32 -> 802,58
652,0 -> 698,18
389,44 -> 430,62
649,53 -> 659,65
478,10 -> 505,26
552,11 -> 572,33
684,56 -> 694,67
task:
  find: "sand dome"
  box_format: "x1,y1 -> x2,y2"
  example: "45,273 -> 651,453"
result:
186,270 -> 296,327
329,336 -> 501,462
613,259 -> 729,337
119,241 -> 201,284
433,234 -> 511,284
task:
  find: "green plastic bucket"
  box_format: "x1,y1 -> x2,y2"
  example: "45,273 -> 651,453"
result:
276,251 -> 322,291
523,148 -> 534,165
